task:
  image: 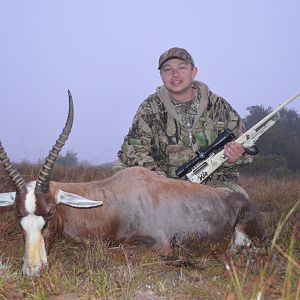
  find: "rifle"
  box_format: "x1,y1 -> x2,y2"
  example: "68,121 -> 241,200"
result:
175,91 -> 300,183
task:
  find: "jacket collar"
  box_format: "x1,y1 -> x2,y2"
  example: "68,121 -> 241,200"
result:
156,80 -> 210,128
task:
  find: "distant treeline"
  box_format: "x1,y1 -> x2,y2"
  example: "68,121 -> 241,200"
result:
241,105 -> 300,176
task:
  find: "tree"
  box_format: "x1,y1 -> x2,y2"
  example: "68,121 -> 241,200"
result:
242,106 -> 300,174
56,150 -> 78,166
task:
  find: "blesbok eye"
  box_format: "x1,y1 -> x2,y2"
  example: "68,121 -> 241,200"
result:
46,209 -> 55,220
42,212 -> 53,230
42,221 -> 48,230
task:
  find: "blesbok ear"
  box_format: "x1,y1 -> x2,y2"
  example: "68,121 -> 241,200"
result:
56,190 -> 103,208
0,192 -> 16,206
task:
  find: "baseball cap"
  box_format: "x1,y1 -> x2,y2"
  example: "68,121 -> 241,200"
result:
158,47 -> 195,69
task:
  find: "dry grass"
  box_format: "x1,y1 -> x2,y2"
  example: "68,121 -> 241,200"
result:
0,165 -> 300,299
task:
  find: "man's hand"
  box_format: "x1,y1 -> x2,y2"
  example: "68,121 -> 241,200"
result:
224,142 -> 245,163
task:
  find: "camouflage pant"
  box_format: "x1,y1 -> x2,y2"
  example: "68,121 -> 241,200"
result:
201,170 -> 249,199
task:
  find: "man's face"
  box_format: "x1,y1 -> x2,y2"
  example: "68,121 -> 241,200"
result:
160,59 -> 198,101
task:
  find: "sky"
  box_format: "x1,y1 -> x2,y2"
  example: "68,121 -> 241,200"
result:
0,0 -> 299,165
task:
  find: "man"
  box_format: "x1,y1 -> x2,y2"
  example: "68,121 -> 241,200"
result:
113,47 -> 252,196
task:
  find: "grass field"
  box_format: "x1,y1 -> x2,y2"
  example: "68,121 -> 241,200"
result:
0,165 -> 299,299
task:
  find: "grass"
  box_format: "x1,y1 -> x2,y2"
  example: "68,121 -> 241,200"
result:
0,164 -> 300,299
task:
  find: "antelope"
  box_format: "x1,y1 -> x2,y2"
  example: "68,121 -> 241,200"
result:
0,91 -> 265,277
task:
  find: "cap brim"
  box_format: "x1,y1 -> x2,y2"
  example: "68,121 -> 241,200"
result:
158,57 -> 192,69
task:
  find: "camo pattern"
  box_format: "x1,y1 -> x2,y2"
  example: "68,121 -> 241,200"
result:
114,81 -> 252,183
158,47 -> 195,69
171,96 -> 199,135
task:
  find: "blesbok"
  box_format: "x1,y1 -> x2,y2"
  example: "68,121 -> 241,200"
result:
0,91 -> 265,276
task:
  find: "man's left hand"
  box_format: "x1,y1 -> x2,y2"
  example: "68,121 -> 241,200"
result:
224,142 -> 245,163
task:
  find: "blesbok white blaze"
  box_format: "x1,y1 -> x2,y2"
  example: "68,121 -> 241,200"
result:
0,91 -> 266,277
24,181 -> 37,213
18,181 -> 46,275
21,214 -> 47,275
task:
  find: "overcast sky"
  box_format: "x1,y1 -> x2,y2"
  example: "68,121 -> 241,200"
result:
1,0 -> 299,164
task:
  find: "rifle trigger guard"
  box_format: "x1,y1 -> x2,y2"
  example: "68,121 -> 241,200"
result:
244,145 -> 259,156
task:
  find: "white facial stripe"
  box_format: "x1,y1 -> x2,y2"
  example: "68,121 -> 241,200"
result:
24,181 -> 37,214
20,214 -> 45,233
20,214 -> 47,276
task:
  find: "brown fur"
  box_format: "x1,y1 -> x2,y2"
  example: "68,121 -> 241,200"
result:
34,167 -> 265,256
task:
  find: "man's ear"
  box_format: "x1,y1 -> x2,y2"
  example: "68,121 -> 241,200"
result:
192,66 -> 198,79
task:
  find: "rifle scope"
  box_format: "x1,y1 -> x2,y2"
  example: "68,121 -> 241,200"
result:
175,129 -> 235,178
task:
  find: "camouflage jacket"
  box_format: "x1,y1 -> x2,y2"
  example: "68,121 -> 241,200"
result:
114,81 -> 252,181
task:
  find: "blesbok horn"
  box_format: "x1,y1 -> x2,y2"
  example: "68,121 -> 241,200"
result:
35,90 -> 74,194
0,142 -> 27,195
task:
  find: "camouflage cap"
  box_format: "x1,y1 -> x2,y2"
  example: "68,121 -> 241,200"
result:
158,47 -> 195,70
